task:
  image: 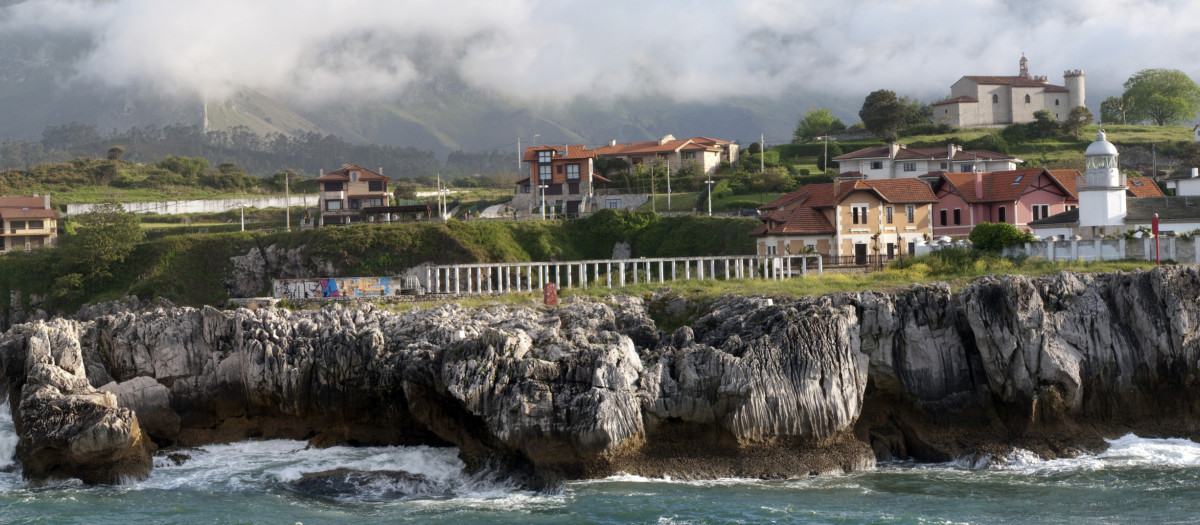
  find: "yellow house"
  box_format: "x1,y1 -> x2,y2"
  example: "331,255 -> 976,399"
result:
750,179 -> 936,264
0,195 -> 59,253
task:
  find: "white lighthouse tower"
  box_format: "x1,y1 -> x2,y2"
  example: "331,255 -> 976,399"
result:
1077,130 -> 1126,233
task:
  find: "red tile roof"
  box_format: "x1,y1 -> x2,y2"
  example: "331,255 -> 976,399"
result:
963,75 -> 1068,91
0,196 -> 58,219
1126,176 -> 1165,197
316,164 -> 390,182
931,168 -> 1079,203
753,179 -> 935,236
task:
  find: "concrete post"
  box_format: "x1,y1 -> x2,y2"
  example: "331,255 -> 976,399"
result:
698,259 -> 704,280
607,263 -> 612,288
619,262 -> 626,287
685,261 -> 690,280
724,259 -> 730,280
660,261 -> 665,284
1072,239 -> 1079,260
453,267 -> 460,294
1119,238 -> 1126,260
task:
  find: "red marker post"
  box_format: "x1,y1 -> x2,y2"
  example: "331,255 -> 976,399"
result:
543,282 -> 558,306
1152,213 -> 1160,266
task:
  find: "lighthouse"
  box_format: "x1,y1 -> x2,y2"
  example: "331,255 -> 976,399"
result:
1077,130 -> 1126,234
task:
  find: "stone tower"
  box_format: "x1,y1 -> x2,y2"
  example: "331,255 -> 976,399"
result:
1019,54 -> 1029,78
1065,69 -> 1086,109
1078,130 -> 1125,232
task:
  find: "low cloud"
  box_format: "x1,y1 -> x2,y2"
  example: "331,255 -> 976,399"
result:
2,0 -> 1199,110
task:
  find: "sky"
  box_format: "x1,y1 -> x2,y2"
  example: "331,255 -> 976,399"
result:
1,0 -> 1198,116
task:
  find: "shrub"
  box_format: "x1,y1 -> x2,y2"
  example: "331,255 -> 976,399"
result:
969,222 -> 1036,251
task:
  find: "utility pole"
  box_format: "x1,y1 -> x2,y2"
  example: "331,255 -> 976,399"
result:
651,161 -> 656,213
666,160 -> 671,213
760,133 -> 765,173
285,170 -> 290,231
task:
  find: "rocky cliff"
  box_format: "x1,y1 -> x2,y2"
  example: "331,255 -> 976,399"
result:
1,267 -> 1199,486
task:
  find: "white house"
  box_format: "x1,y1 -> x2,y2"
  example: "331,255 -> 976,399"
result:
832,143 -> 1020,179
932,55 -> 1085,128
1168,168 -> 1200,197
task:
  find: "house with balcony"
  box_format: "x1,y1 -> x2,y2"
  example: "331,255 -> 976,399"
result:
833,142 -> 1021,179
0,195 -> 59,253
514,145 -> 611,217
316,164 -> 390,226
750,178 -> 936,265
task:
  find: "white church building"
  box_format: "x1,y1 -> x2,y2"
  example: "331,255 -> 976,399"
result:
932,55 -> 1085,128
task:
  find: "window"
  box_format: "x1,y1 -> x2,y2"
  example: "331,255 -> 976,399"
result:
323,182 -> 343,192
953,208 -> 961,225
1024,94 -> 1031,103
1032,204 -> 1049,220
765,245 -> 777,255
992,94 -> 999,103
940,162 -> 948,170
806,244 -> 815,252
940,209 -> 947,226
1066,205 -> 1077,211
852,203 -> 869,225
606,199 -> 621,209
998,206 -> 1007,223
960,164 -> 974,172
683,151 -> 697,159
906,205 -> 915,223
10,221 -> 25,230
538,150 -> 552,163
349,199 -> 361,210
566,164 -> 580,180
368,198 -> 384,207
368,180 -> 384,192
1055,99 -> 1060,106
1012,175 -> 1024,184
885,206 -> 894,224
350,171 -> 359,182
903,163 -> 916,172
539,164 -> 552,181
870,161 -> 883,170
557,165 -> 563,174
522,184 -> 531,193
325,200 -> 343,211
29,220 -> 42,229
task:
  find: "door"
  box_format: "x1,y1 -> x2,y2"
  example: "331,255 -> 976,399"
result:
854,243 -> 868,265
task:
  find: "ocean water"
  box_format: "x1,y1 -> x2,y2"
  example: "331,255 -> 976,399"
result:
2,400 -> 1200,524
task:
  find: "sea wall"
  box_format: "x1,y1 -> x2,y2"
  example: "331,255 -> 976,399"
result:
1,267 -> 1198,486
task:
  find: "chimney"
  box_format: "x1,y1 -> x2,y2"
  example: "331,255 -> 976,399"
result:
833,177 -> 841,197
44,194 -> 50,210
947,143 -> 956,163
888,142 -> 900,159
378,166 -> 383,175
1193,167 -> 1198,179
974,171 -> 983,199
610,139 -> 617,146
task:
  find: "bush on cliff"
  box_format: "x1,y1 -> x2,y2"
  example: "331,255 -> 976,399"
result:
969,222 -> 1036,252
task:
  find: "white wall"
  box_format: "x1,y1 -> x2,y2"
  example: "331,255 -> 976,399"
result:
66,195 -> 318,216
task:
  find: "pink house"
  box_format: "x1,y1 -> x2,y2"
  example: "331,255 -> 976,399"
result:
925,168 -> 1080,238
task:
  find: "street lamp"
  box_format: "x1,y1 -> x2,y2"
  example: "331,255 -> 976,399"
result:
539,184 -> 549,220
817,135 -> 838,174
704,180 -> 715,216
517,133 -> 541,174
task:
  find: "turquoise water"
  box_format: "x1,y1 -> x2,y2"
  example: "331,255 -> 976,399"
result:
3,401 -> 1200,524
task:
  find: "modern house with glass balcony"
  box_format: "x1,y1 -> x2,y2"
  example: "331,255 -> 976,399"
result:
0,195 -> 59,253
316,164 -> 390,226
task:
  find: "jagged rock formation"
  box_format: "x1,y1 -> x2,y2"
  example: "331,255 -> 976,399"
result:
0,267 -> 1198,486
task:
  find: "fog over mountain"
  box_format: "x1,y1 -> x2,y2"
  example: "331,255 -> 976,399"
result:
0,0 -> 1197,154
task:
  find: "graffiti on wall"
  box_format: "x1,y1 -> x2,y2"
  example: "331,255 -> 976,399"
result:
274,277 -> 392,298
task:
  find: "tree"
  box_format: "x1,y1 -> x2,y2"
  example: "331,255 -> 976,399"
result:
58,203 -> 144,279
1029,110 -> 1059,138
1100,96 -> 1134,125
859,90 -> 908,140
816,141 -> 843,172
793,108 -> 846,142
898,95 -> 932,127
1062,106 -> 1094,138
106,146 -> 125,160
1122,68 -> 1200,125
393,181 -> 419,202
